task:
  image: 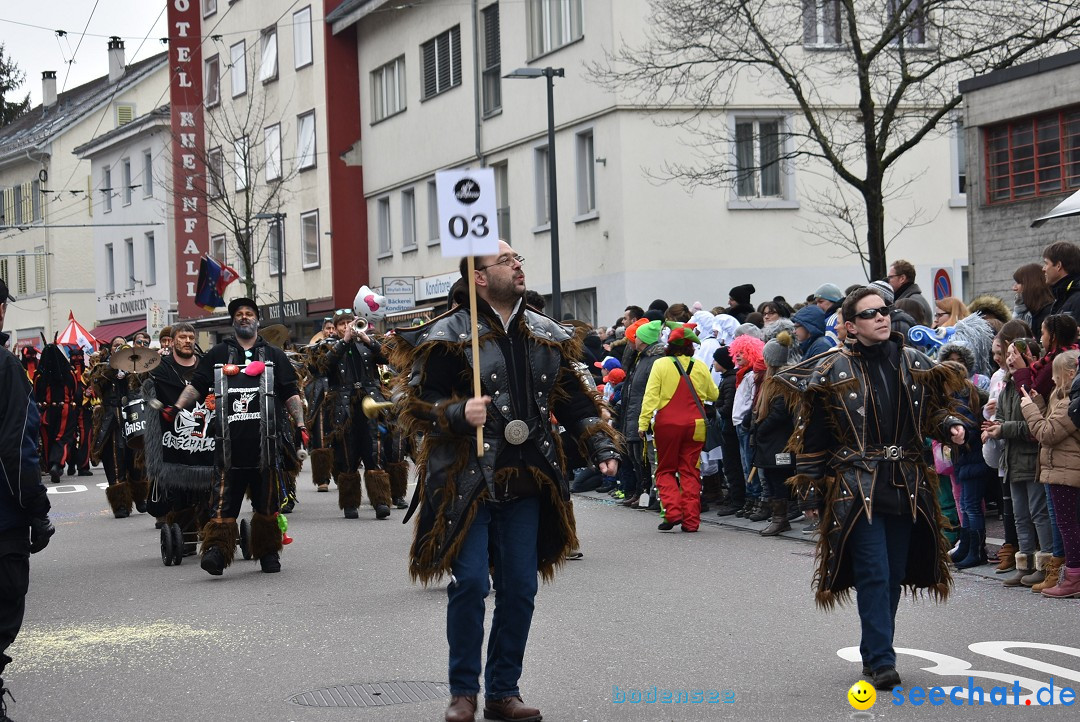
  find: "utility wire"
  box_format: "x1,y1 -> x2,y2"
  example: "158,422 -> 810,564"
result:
61,0 -> 102,93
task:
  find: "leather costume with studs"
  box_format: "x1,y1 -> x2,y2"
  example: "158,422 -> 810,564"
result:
775,333 -> 966,608
388,297 -> 620,583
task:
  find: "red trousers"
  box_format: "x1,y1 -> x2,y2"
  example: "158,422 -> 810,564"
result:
653,420 -> 703,531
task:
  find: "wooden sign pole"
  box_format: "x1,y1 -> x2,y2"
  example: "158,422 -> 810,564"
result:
466,256 -> 484,457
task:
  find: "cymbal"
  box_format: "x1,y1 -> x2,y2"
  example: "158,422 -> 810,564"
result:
261,324 -> 290,348
108,346 -> 161,374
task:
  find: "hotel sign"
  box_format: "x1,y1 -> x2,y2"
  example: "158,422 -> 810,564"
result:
167,0 -> 210,319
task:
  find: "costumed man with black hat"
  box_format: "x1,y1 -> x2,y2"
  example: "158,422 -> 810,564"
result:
89,337 -> 151,518
66,347 -> 94,477
304,312 -> 344,494
163,298 -> 306,575
315,304 -> 393,520
32,345 -> 78,483
387,241 -> 620,722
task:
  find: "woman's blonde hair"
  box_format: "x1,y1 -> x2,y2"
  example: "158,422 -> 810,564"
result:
935,296 -> 970,328
1052,350 -> 1079,400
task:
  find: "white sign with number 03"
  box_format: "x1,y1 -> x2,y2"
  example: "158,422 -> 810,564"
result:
435,168 -> 501,259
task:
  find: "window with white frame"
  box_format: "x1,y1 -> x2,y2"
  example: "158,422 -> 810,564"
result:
294,6 -> 313,69
377,197 -> 392,254
143,150 -> 153,197
296,111 -> 316,170
527,0 -> 583,59
103,166 -> 112,212
534,145 -> 550,227
427,179 -> 439,243
802,0 -> 843,47
952,116 -> 967,201
211,233 -> 227,264
33,245 -> 45,294
482,4 -> 501,116
260,26 -> 278,83
234,137 -> 249,191
202,0 -> 217,17
301,210 -> 320,268
265,124 -> 282,181
887,0 -> 928,46
575,130 -> 596,216
208,147 -> 224,198
122,158 -> 132,205
205,55 -> 221,107
421,26 -> 462,100
125,238 -> 135,291
268,220 -> 284,276
105,244 -> 115,294
371,56 -> 406,122
145,232 -> 157,286
493,161 -> 510,241
733,117 -> 788,200
230,41 -> 247,97
401,188 -> 416,249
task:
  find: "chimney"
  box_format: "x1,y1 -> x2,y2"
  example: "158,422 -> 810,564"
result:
42,71 -> 57,108
108,37 -> 125,84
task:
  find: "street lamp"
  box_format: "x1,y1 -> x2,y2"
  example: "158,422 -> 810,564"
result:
254,211 -> 286,325
505,66 -> 565,320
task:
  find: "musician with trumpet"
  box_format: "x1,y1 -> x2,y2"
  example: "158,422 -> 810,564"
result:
315,305 -> 394,520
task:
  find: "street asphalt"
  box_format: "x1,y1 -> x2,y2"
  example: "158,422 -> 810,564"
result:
7,467 -> 1080,721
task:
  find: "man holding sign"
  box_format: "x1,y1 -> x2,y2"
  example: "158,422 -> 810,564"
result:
390,199 -> 619,720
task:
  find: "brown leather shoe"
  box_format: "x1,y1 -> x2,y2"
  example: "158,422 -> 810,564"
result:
483,696 -> 541,721
445,694 -> 477,722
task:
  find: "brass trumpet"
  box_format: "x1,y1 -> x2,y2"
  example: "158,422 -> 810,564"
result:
352,318 -> 369,334
361,394 -> 393,419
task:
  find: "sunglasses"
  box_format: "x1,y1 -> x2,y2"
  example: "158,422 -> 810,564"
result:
476,254 -> 524,271
334,309 -> 354,317
852,305 -> 893,320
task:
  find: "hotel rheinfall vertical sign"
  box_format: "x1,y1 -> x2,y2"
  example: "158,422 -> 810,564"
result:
168,0 -> 210,318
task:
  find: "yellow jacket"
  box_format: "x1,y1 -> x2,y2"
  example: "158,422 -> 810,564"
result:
638,355 -> 719,437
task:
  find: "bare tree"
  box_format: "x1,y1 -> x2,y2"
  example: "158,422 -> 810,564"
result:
592,0 -> 1080,279
171,54 -> 303,300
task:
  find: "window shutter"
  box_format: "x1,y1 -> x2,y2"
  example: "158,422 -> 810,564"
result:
423,40 -> 437,98
437,33 -> 451,92
484,5 -> 500,68
451,26 -> 461,86
116,104 -> 134,125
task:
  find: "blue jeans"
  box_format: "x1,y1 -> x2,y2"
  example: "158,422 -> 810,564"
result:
447,496 -> 540,699
1045,484 -> 1067,558
958,472 -> 985,533
849,513 -> 914,672
736,425 -> 762,500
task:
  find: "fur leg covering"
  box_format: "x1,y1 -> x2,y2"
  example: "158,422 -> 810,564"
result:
105,482 -> 132,514
337,471 -> 364,510
310,448 -> 334,486
388,461 -> 410,499
364,468 -> 393,509
199,519 -> 237,567
130,477 -> 150,505
249,512 -> 283,559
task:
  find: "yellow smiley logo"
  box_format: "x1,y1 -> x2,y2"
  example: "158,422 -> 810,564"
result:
847,680 -> 877,710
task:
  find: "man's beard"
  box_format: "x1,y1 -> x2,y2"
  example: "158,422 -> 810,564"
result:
487,276 -> 525,307
233,319 -> 258,339
174,345 -> 195,360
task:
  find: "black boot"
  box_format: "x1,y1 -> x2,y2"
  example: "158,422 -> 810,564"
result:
260,552 -> 281,573
748,499 -> 771,522
201,547 -> 225,576
49,463 -> 62,483
949,527 -> 971,564
761,500 -> 791,536
735,498 -> 755,518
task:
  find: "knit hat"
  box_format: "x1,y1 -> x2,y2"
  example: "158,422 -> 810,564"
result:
763,318 -> 796,343
594,356 -> 621,371
713,345 -> 734,370
729,283 -> 756,306
867,280 -> 895,304
636,320 -> 664,346
626,318 -> 648,343
583,334 -> 603,357
734,322 -> 765,341
666,324 -> 700,348
792,304 -> 827,337
813,283 -> 844,304
762,331 -> 799,369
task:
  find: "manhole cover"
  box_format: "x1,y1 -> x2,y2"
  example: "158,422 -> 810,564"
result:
289,681 -> 451,708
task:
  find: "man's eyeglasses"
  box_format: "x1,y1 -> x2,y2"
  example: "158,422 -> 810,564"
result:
852,305 -> 894,320
476,255 -> 524,271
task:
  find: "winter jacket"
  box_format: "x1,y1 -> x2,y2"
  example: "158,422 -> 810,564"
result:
751,386 -> 795,469
1050,274 -> 1080,320
891,308 -> 917,342
995,378 -> 1038,483
1,332 -> 49,532
1023,391 -> 1080,488
618,342 -> 665,439
895,281 -> 934,328
716,371 -> 738,428
792,305 -> 833,358
951,388 -> 997,490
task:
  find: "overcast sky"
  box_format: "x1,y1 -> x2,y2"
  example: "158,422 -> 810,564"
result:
3,1 -> 169,107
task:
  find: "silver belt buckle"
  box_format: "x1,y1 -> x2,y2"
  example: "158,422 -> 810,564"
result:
884,445 -> 901,461
504,419 -> 529,445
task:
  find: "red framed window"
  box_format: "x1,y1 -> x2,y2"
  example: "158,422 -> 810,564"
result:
985,107 -> 1080,204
